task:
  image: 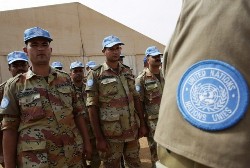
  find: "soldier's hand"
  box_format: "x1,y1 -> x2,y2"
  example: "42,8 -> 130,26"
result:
138,124 -> 148,138
96,137 -> 109,152
83,143 -> 92,160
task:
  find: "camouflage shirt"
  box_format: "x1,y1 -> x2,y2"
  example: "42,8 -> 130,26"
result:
0,68 -> 85,166
85,62 -> 139,142
135,68 -> 164,135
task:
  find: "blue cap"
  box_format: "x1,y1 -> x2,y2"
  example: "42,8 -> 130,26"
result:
145,46 -> 162,57
51,61 -> 63,68
143,56 -> 147,63
70,61 -> 84,70
102,35 -> 124,49
24,27 -> 53,43
86,61 -> 96,68
7,51 -> 28,64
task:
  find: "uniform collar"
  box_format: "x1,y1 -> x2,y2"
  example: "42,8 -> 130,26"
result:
103,62 -> 125,72
26,66 -> 57,79
145,68 -> 154,77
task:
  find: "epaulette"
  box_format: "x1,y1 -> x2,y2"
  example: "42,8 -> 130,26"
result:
54,68 -> 68,75
137,70 -> 146,78
121,63 -> 130,69
0,81 -> 7,88
92,64 -> 102,71
5,74 -> 22,85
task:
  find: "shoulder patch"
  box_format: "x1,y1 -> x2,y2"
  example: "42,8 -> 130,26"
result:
177,60 -> 249,131
122,63 -> 130,69
87,79 -> 94,87
92,64 -> 102,71
136,85 -> 141,92
0,97 -> 9,109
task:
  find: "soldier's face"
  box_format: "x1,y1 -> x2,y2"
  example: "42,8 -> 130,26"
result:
103,44 -> 122,63
70,67 -> 84,83
9,60 -> 29,77
148,55 -> 161,67
24,38 -> 52,66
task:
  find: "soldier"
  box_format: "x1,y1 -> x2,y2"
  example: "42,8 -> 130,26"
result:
155,1 -> 250,168
135,46 -> 164,168
51,61 -> 63,70
69,61 -> 101,168
0,27 -> 91,167
85,35 -> 148,167
0,51 -> 29,166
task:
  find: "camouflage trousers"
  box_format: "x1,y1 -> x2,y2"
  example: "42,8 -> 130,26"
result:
85,138 -> 101,168
100,139 -> 141,168
157,145 -> 210,168
18,145 -> 85,168
147,136 -> 158,168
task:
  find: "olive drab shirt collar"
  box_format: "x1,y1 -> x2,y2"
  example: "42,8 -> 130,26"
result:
26,66 -> 58,81
103,62 -> 125,74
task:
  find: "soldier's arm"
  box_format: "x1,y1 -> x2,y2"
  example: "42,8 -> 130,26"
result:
2,115 -> 19,168
3,128 -> 18,167
88,105 -> 109,152
134,77 -> 148,137
74,115 -> 92,159
134,97 -> 147,133
0,78 -> 20,167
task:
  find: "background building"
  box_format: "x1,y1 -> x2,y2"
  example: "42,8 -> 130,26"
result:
0,2 -> 164,82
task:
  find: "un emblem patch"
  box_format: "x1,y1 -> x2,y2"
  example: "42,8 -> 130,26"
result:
0,97 -> 9,109
177,60 -> 249,131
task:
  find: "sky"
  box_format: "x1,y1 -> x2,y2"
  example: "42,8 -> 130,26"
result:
0,0 -> 182,45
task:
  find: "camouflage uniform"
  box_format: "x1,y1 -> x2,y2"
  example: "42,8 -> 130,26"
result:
135,68 -> 164,167
85,62 -> 141,168
0,68 -> 86,167
73,80 -> 101,168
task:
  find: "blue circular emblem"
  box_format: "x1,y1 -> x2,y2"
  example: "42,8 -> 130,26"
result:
177,60 -> 249,131
136,85 -> 141,92
87,79 -> 94,87
0,97 -> 9,109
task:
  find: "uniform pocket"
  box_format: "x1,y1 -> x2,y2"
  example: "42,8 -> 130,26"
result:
100,78 -> 118,95
145,81 -> 158,91
18,140 -> 48,168
19,93 -> 45,122
20,140 -> 47,152
100,113 -> 122,137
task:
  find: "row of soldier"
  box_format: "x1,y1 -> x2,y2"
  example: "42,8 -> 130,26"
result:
0,26 -> 164,168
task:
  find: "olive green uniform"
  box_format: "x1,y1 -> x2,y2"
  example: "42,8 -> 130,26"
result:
155,0 -> 250,168
136,68 -> 164,167
86,62 -> 141,168
0,68 -> 86,167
